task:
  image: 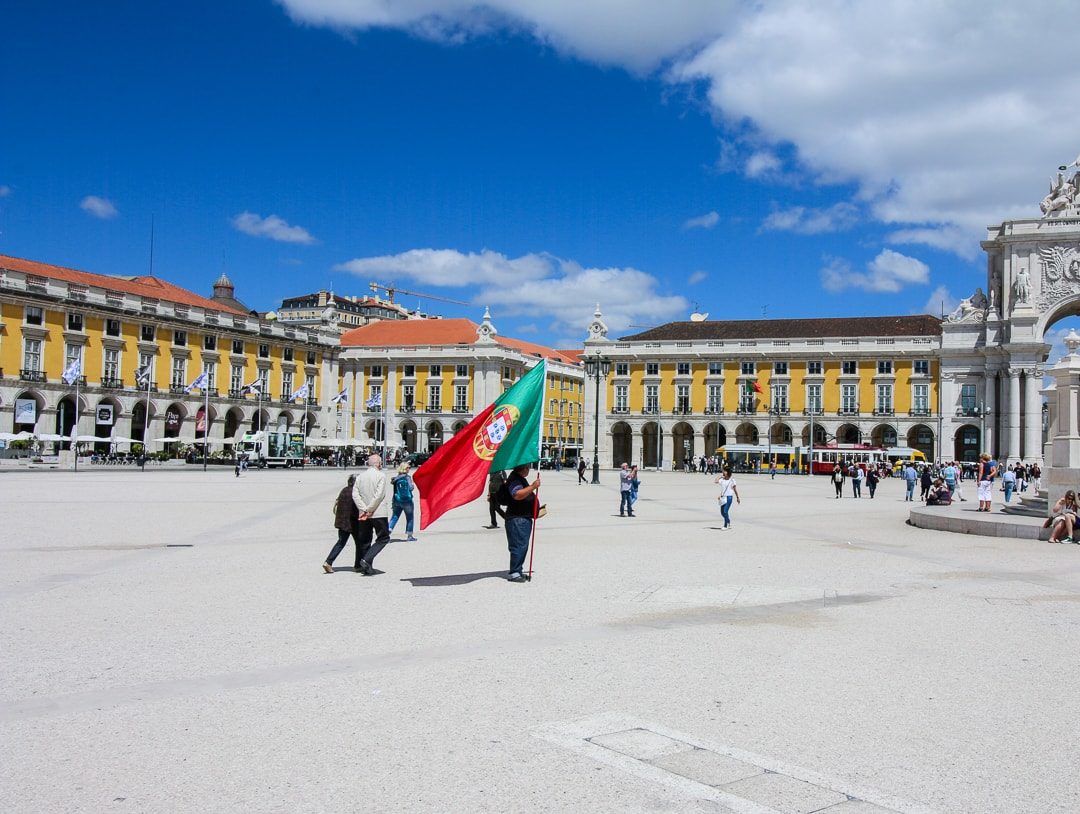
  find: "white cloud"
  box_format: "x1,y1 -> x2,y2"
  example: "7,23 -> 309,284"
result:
80,195 -> 118,219
688,270 -> 708,284
683,211 -> 719,230
334,247 -> 688,338
821,249 -> 929,294
761,202 -> 859,235
744,151 -> 781,179
887,226 -> 978,259
921,285 -> 957,317
0,185 -> 10,198
232,212 -> 316,244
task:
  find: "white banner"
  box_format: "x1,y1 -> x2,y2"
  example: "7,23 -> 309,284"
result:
14,399 -> 36,425
96,404 -> 114,426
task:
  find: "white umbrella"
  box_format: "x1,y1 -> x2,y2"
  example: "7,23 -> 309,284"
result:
10,431 -> 35,441
151,437 -> 192,445
34,433 -> 70,442
107,436 -> 141,445
0,432 -> 21,441
75,435 -> 106,443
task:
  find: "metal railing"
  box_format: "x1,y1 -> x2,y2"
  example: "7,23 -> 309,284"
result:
20,369 -> 46,382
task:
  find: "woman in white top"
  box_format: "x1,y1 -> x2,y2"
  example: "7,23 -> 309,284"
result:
714,466 -> 741,529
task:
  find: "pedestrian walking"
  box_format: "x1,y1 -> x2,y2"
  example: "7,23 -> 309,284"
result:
902,463 -> 918,501
577,457 -> 587,484
831,463 -> 845,498
866,467 -> 878,498
503,463 -> 540,582
1002,466 -> 1016,503
1032,463 -> 1042,492
851,465 -> 863,498
714,466 -> 741,529
323,474 -> 360,573
919,467 -> 932,501
388,462 -> 417,541
353,453 -> 390,575
629,464 -> 640,506
619,462 -> 635,516
485,469 -> 507,529
976,452 -> 998,512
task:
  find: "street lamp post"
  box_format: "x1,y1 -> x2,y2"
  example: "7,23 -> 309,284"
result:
584,351 -> 611,485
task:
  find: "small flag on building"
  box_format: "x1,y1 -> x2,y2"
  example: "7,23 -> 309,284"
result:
135,364 -> 152,387
290,382 -> 310,402
62,358 -> 82,386
365,392 -> 382,410
744,379 -> 762,395
184,371 -> 209,394
241,379 -> 264,395
331,388 -> 349,405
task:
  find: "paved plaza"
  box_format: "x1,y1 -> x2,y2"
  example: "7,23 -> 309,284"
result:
2,467 -> 1080,813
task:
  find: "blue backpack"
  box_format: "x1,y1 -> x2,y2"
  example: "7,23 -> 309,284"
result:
393,475 -> 413,503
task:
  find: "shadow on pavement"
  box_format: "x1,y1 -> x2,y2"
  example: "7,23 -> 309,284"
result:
400,571 -> 508,587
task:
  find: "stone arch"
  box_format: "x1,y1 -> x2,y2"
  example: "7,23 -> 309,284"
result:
303,411 -> 319,436
954,423 -> 980,462
836,423 -> 861,445
131,399 -> 157,443
801,423 -> 827,447
164,402 -> 186,439
365,419 -> 386,446
704,422 -> 727,454
399,419 -> 418,452
611,421 -> 632,467
11,389 -> 46,433
907,423 -> 935,459
735,422 -> 758,444
641,421 -> 660,468
1036,292 -> 1080,346
250,408 -> 270,433
672,421 -> 694,468
94,396 -> 124,443
425,420 -> 444,451
224,406 -> 245,443
769,422 -> 792,445
451,420 -> 468,436
276,410 -> 293,432
870,423 -> 898,448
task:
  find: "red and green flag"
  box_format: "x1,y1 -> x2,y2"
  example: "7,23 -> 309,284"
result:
413,360 -> 546,530
744,379 -> 762,395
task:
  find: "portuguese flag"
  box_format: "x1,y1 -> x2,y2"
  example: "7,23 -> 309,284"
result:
413,360 -> 546,530
744,379 -> 762,395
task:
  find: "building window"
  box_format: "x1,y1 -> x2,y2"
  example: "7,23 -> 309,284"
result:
171,357 -> 186,388
676,384 -> 691,413
25,306 -> 44,326
644,384 -> 659,413
960,383 -> 977,414
741,361 -> 755,376
206,362 -> 217,390
282,371 -> 294,396
739,388 -> 756,413
230,339 -> 243,355
615,385 -> 629,412
841,383 -> 858,413
103,348 -> 120,381
67,312 -> 83,332
24,338 -> 43,372
773,361 -> 787,375
876,384 -> 893,413
283,347 -> 294,362
455,385 -> 468,410
913,384 -> 929,413
138,352 -> 154,383
429,365 -> 442,377
842,360 -> 857,375
204,335 -> 217,351
402,384 -> 415,409
615,362 -> 629,377
368,383 -> 382,407
456,364 -> 469,378
257,368 -> 269,391
877,360 -> 893,375
549,398 -> 558,414
914,359 -> 929,375
646,362 -> 659,376
64,343 -> 81,371
807,361 -> 822,375
807,384 -> 822,413
428,384 -> 441,410
677,362 -> 691,376
403,365 -> 415,378
568,403 -> 574,417
707,384 -> 723,413
141,325 -> 156,342
258,343 -> 270,359
105,318 -> 121,337
307,351 -> 317,365
370,365 -> 383,378
230,365 -> 243,394
772,383 -> 789,412
173,330 -> 187,347
708,362 -> 723,375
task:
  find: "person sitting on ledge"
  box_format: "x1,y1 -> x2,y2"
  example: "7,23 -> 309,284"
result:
1047,491 -> 1080,543
925,478 -> 952,506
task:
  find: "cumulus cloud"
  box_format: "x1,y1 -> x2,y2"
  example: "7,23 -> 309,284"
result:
688,270 -> 708,284
80,195 -> 118,219
334,247 -> 688,338
232,212 -> 316,244
744,151 -> 781,179
683,211 -> 719,230
921,284 -> 957,317
761,202 -> 859,235
821,249 -> 929,294
887,225 -> 978,259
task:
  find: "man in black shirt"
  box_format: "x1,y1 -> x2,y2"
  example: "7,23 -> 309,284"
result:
504,463 -> 540,582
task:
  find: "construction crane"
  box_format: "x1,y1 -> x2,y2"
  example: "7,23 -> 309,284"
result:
368,281 -> 469,306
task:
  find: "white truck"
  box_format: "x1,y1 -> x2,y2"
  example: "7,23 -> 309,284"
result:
238,431 -> 307,468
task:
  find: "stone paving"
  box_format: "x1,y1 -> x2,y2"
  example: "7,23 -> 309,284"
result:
2,467 -> 1079,813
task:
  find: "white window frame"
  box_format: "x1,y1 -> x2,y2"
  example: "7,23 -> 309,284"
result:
614,384 -> 629,413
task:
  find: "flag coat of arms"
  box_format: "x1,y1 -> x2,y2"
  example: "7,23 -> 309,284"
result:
290,382 -> 310,401
331,388 -> 349,405
184,371 -> 209,394
242,379 -> 263,395
365,392 -> 382,410
413,361 -> 545,529
61,358 -> 82,385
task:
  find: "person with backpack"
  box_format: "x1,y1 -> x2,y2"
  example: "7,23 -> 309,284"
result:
485,469 -> 507,529
388,462 -> 417,541
976,452 -> 999,512
866,466 -> 879,499
831,463 -> 845,498
323,474 -> 361,573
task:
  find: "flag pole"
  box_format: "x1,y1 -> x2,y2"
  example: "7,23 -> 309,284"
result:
142,365 -> 152,470
203,373 -> 209,472
526,360 -> 547,579
73,372 -> 80,473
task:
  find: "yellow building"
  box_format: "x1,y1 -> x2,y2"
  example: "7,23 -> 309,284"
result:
0,255 -> 339,452
582,309 -> 941,468
338,309 -> 584,459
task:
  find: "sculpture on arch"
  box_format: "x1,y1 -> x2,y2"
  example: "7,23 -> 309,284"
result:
1040,153 -> 1080,218
1014,266 -> 1032,305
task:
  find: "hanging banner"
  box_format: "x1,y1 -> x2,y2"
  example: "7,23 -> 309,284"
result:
14,399 -> 36,425
96,404 -> 115,426
165,410 -> 181,429
196,407 -> 206,433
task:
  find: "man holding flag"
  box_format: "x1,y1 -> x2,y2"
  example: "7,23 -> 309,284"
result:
413,360 -> 546,580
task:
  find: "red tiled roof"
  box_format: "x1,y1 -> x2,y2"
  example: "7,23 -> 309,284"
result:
0,254 -> 250,316
619,314 -> 942,342
340,317 -> 581,364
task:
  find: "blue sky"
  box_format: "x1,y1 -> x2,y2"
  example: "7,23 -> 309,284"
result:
2,1 -> 1079,348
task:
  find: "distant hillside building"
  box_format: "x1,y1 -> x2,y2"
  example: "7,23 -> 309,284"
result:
276,290 -> 420,332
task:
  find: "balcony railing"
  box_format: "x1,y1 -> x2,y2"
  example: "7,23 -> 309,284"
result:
837,408 -> 860,416
803,407 -> 824,416
400,404 -> 416,414
672,407 -> 692,415
20,368 -> 46,383
872,408 -> 895,416
452,405 -> 469,413
770,406 -> 791,415
735,406 -> 757,415
100,377 -> 124,389
425,405 -> 442,413
228,388 -> 245,399
170,384 -> 187,394
611,408 -> 630,414
909,408 -> 931,417
704,408 -> 724,415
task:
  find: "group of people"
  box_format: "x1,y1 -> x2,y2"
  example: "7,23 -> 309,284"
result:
829,462 -> 882,499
